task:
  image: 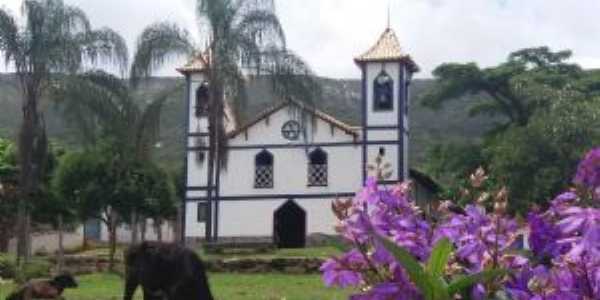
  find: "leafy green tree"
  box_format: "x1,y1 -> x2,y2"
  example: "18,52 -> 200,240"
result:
31,143 -> 76,272
0,0 -> 127,263
130,0 -> 321,240
423,46 -> 600,212
422,47 -> 582,127
135,164 -> 176,242
486,96 -> 600,213
52,69 -> 175,243
423,142 -> 486,186
0,138 -> 18,252
52,149 -> 170,270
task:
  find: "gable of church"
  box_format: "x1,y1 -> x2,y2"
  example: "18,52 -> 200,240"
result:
228,100 -> 360,146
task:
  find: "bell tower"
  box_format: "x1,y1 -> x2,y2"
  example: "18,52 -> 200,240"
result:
177,53 -> 214,242
354,28 -> 419,184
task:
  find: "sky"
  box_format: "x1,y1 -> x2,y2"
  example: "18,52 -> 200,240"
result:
1,0 -> 600,79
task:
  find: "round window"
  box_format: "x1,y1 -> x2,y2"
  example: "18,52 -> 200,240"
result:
281,120 -> 302,141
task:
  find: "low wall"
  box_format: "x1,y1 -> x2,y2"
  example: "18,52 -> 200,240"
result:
8,227 -> 85,256
49,255 -> 325,276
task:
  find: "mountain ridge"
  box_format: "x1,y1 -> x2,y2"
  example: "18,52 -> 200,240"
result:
0,74 -> 499,171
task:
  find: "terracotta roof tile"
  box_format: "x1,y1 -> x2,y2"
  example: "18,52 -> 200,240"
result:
176,52 -> 210,74
355,28 -> 419,72
355,28 -> 404,62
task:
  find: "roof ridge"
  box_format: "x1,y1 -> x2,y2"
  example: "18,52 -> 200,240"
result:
227,99 -> 359,139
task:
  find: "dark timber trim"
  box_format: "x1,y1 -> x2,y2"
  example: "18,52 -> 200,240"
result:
186,140 -> 401,151
214,152 -> 221,241
186,192 -> 356,202
398,63 -> 405,181
365,125 -> 400,130
361,64 -> 368,185
189,132 -> 210,137
181,74 -> 191,244
187,186 -> 214,191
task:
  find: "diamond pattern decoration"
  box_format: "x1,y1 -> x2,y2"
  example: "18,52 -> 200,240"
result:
308,164 -> 328,186
255,165 -> 273,188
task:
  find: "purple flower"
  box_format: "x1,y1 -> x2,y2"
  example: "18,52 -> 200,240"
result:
320,249 -> 366,288
350,282 -> 421,300
434,204 -> 519,272
528,212 -> 566,259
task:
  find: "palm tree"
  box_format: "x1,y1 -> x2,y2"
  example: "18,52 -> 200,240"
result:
52,69 -> 176,254
131,0 -> 320,241
0,0 -> 128,264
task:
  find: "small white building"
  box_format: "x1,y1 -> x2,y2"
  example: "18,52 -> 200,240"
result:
180,28 -> 435,247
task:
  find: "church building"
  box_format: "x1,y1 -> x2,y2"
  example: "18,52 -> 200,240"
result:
179,27 -> 436,247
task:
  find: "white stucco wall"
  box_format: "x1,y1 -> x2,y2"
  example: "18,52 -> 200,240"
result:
215,198 -> 343,237
99,220 -> 175,243
184,60 -> 411,239
186,201 -> 207,238
8,227 -> 85,255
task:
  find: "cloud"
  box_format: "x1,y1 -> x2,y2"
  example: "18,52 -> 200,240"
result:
1,0 -> 600,79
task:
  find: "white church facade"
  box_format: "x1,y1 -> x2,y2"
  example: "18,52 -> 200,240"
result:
179,28 -> 435,247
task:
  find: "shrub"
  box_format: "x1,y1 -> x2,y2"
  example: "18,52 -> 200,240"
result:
0,254 -> 16,279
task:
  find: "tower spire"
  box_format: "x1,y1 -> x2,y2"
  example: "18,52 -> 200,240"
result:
387,1 -> 391,29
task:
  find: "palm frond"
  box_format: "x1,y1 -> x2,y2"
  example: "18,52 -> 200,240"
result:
130,22 -> 194,84
220,62 -> 248,123
233,0 -> 276,18
266,49 -> 320,106
50,71 -> 131,145
83,28 -> 129,73
135,82 -> 183,161
0,8 -> 21,65
235,10 -> 286,49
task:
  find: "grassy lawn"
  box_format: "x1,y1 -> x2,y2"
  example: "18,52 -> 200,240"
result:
0,272 -> 351,300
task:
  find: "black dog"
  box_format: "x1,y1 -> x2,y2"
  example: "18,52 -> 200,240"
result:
123,242 -> 214,300
6,273 -> 78,300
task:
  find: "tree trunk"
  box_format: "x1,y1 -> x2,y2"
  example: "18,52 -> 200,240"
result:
175,204 -> 182,244
17,89 -> 47,265
140,219 -> 146,242
204,78 -> 223,243
154,219 -> 162,242
0,227 -> 10,252
108,216 -> 117,272
56,215 -> 64,274
130,210 -> 138,245
25,214 -> 31,261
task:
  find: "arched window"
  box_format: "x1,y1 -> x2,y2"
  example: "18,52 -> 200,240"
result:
195,82 -> 209,117
373,71 -> 394,111
308,148 -> 328,186
255,150 -> 274,188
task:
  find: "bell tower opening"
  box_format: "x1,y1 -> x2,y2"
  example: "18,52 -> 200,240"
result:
373,71 -> 394,111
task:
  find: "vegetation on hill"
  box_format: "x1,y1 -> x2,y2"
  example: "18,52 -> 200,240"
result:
422,46 -> 600,212
0,74 -> 498,171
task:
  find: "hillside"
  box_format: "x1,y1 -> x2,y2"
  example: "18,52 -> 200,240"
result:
0,74 -> 500,171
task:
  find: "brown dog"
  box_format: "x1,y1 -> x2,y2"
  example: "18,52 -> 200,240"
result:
5,274 -> 78,300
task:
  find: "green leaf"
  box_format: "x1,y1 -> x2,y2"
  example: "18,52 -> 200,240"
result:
375,235 -> 450,300
426,238 -> 453,278
447,269 -> 507,296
